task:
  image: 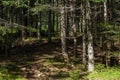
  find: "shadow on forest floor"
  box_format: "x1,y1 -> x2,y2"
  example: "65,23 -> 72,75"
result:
0,40 -> 83,80
1,39 -> 120,80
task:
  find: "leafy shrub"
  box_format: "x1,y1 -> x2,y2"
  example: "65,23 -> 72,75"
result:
95,64 -> 106,71
63,69 -> 81,80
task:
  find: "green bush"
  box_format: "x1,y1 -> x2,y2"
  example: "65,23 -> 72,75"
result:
63,69 -> 81,80
95,64 -> 106,71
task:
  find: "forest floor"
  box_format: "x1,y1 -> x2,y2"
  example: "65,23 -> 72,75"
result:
0,39 -> 84,80
0,38 -> 120,80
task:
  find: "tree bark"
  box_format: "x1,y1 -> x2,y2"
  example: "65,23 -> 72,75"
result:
81,2 -> 87,70
37,12 -> 41,40
86,1 -> 94,72
60,6 -> 69,63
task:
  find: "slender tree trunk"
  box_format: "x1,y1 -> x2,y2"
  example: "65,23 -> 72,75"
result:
48,0 -> 52,43
73,22 -> 77,57
81,2 -> 87,70
61,6 -> 69,63
56,0 -> 59,32
21,9 -> 25,41
86,1 -> 94,72
100,0 -> 108,50
56,13 -> 59,32
103,0 -> 110,68
28,0 -> 32,38
0,0 -> 3,18
48,11 -> 52,43
71,0 -> 77,57
104,0 -> 107,22
87,31 -> 94,72
37,13 -> 41,40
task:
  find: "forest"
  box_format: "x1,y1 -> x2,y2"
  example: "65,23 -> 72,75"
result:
0,0 -> 120,80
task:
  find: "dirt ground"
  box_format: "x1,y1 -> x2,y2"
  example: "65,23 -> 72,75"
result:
1,39 -> 118,80
0,39 -> 85,80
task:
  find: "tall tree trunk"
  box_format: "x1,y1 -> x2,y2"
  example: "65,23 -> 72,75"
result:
28,0 -> 32,38
86,1 -> 94,72
48,10 -> 52,43
0,0 -> 3,18
104,0 -> 107,21
100,0 -> 108,50
61,6 -> 69,63
21,9 -> 25,41
81,2 -> 87,70
87,31 -> 94,72
71,0 -> 77,57
104,0 -> 110,68
56,0 -> 59,32
37,12 -> 41,40
48,0 -> 52,43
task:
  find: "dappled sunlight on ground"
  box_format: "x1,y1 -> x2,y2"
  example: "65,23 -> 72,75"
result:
0,39 -> 120,80
0,40 -> 83,80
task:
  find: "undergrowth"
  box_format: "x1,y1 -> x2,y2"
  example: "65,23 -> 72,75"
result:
87,64 -> 120,80
0,64 -> 26,80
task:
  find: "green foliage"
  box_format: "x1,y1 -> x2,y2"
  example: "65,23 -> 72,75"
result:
87,64 -> 120,80
2,0 -> 28,8
2,0 -> 16,6
0,25 -> 39,53
0,64 -> 26,80
87,69 -> 120,80
26,27 -> 38,32
30,4 -> 49,15
90,0 -> 104,2
0,26 -> 19,37
63,69 -> 81,80
0,26 -> 21,53
110,52 -> 120,57
69,69 -> 81,80
95,64 -> 106,71
0,26 -> 38,39
100,22 -> 120,43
